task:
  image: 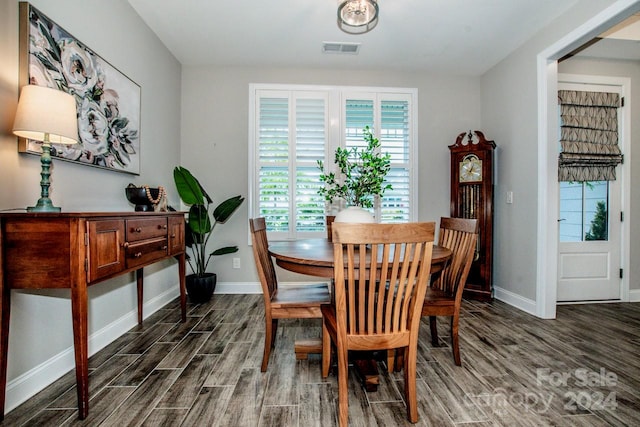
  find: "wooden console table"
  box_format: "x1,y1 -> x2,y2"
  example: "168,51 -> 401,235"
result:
0,211 -> 187,420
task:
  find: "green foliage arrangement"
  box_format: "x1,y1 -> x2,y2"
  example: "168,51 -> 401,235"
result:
173,166 -> 244,276
317,126 -> 392,209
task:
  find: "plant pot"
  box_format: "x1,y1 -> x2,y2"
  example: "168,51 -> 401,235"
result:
334,206 -> 375,223
186,273 -> 217,304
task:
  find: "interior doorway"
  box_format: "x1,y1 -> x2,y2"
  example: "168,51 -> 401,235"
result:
536,0 -> 640,318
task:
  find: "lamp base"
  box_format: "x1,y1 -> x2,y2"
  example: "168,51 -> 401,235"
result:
28,142 -> 61,212
27,198 -> 61,212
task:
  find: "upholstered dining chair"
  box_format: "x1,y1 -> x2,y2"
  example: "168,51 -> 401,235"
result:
422,217 -> 478,366
321,222 -> 435,426
249,217 -> 331,372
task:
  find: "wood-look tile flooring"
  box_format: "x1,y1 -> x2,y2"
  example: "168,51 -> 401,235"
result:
2,294 -> 639,426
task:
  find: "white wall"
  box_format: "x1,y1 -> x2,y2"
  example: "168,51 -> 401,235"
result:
180,66 -> 482,283
559,57 -> 640,292
481,0 -> 619,306
0,0 -> 182,411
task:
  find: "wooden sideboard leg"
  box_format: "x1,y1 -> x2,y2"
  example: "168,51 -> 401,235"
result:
178,253 -> 186,322
136,268 -> 144,325
70,284 -> 89,420
0,259 -> 10,420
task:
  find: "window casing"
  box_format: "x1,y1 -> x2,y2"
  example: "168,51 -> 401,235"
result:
249,84 -> 417,240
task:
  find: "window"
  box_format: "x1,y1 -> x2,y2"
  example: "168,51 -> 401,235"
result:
249,84 -> 417,239
559,181 -> 609,242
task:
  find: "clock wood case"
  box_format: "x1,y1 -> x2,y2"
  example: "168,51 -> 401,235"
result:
449,131 -> 496,301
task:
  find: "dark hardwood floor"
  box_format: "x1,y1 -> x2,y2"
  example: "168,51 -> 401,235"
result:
2,293 -> 639,426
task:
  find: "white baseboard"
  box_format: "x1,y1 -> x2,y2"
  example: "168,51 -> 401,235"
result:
5,287 -> 179,414
214,281 -> 327,294
493,285 -> 537,316
215,282 -> 261,294
629,288 -> 640,302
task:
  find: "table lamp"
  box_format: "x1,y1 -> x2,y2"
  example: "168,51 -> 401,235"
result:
12,85 -> 78,212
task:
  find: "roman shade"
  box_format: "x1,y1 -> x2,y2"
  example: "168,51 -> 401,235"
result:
558,90 -> 622,182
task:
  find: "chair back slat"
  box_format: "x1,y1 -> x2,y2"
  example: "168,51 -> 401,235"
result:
332,222 -> 435,338
249,218 -> 278,304
435,217 -> 479,298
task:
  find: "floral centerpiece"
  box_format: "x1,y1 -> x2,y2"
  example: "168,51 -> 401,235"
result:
317,126 -> 392,221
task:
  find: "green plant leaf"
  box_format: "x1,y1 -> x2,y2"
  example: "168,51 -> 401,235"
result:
316,126 -> 392,207
188,204 -> 211,235
174,166 -> 205,205
211,246 -> 239,256
213,195 -> 245,223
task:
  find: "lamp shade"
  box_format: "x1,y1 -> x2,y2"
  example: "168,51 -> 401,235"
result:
12,85 -> 78,145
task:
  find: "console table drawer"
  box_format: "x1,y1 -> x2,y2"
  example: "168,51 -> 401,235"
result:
126,218 -> 168,242
126,237 -> 168,268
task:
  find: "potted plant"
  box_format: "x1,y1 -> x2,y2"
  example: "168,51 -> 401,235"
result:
317,126 -> 392,222
173,166 -> 244,303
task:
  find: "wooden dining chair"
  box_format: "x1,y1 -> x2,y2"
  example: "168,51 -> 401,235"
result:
321,222 -> 435,426
422,217 -> 478,366
326,215 -> 336,241
249,217 -> 331,372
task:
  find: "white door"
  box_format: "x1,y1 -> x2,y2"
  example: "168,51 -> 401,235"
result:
557,82 -> 623,302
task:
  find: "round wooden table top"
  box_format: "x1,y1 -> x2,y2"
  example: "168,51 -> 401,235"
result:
268,238 -> 452,278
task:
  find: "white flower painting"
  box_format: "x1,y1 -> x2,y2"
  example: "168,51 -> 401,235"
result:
20,4 -> 141,174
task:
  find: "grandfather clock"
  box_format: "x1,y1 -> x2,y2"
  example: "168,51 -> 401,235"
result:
449,130 -> 495,301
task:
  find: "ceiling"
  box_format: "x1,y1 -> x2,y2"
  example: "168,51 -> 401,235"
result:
571,12 -> 640,61
126,0 -> 580,76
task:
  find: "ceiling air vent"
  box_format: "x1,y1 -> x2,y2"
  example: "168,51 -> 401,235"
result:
322,42 -> 361,54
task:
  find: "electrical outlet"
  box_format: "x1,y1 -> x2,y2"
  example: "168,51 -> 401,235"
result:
506,191 -> 513,204
232,257 -> 241,269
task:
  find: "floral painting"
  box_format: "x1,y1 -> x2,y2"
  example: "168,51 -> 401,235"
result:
19,3 -> 141,174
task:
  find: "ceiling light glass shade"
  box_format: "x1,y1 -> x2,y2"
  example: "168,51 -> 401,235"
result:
337,0 -> 379,35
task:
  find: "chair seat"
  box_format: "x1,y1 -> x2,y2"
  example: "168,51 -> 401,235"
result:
272,283 -> 330,309
424,287 -> 456,307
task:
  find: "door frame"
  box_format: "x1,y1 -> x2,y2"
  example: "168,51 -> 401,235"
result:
536,0 -> 639,318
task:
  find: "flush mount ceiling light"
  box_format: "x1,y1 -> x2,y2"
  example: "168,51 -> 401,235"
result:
337,0 -> 379,35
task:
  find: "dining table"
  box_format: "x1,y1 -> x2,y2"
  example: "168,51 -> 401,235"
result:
268,238 -> 452,391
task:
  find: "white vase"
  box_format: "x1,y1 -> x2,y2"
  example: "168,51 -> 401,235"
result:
334,206 -> 375,223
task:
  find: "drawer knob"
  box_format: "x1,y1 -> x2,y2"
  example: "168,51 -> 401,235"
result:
122,242 -> 130,248
133,252 -> 143,258
161,245 -> 168,250
134,227 -> 142,233
160,224 -> 168,230
170,233 -> 176,238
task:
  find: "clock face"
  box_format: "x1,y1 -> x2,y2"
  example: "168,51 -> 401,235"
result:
459,154 -> 482,182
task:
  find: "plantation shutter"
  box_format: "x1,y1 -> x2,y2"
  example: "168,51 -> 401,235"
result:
294,97 -> 327,232
344,96 -> 411,222
257,92 -> 327,236
558,90 -> 622,181
380,99 -> 410,223
258,97 -> 290,231
251,84 -> 417,237
345,99 -> 374,149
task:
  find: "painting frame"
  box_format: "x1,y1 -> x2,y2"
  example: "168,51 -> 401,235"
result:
18,2 -> 141,175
